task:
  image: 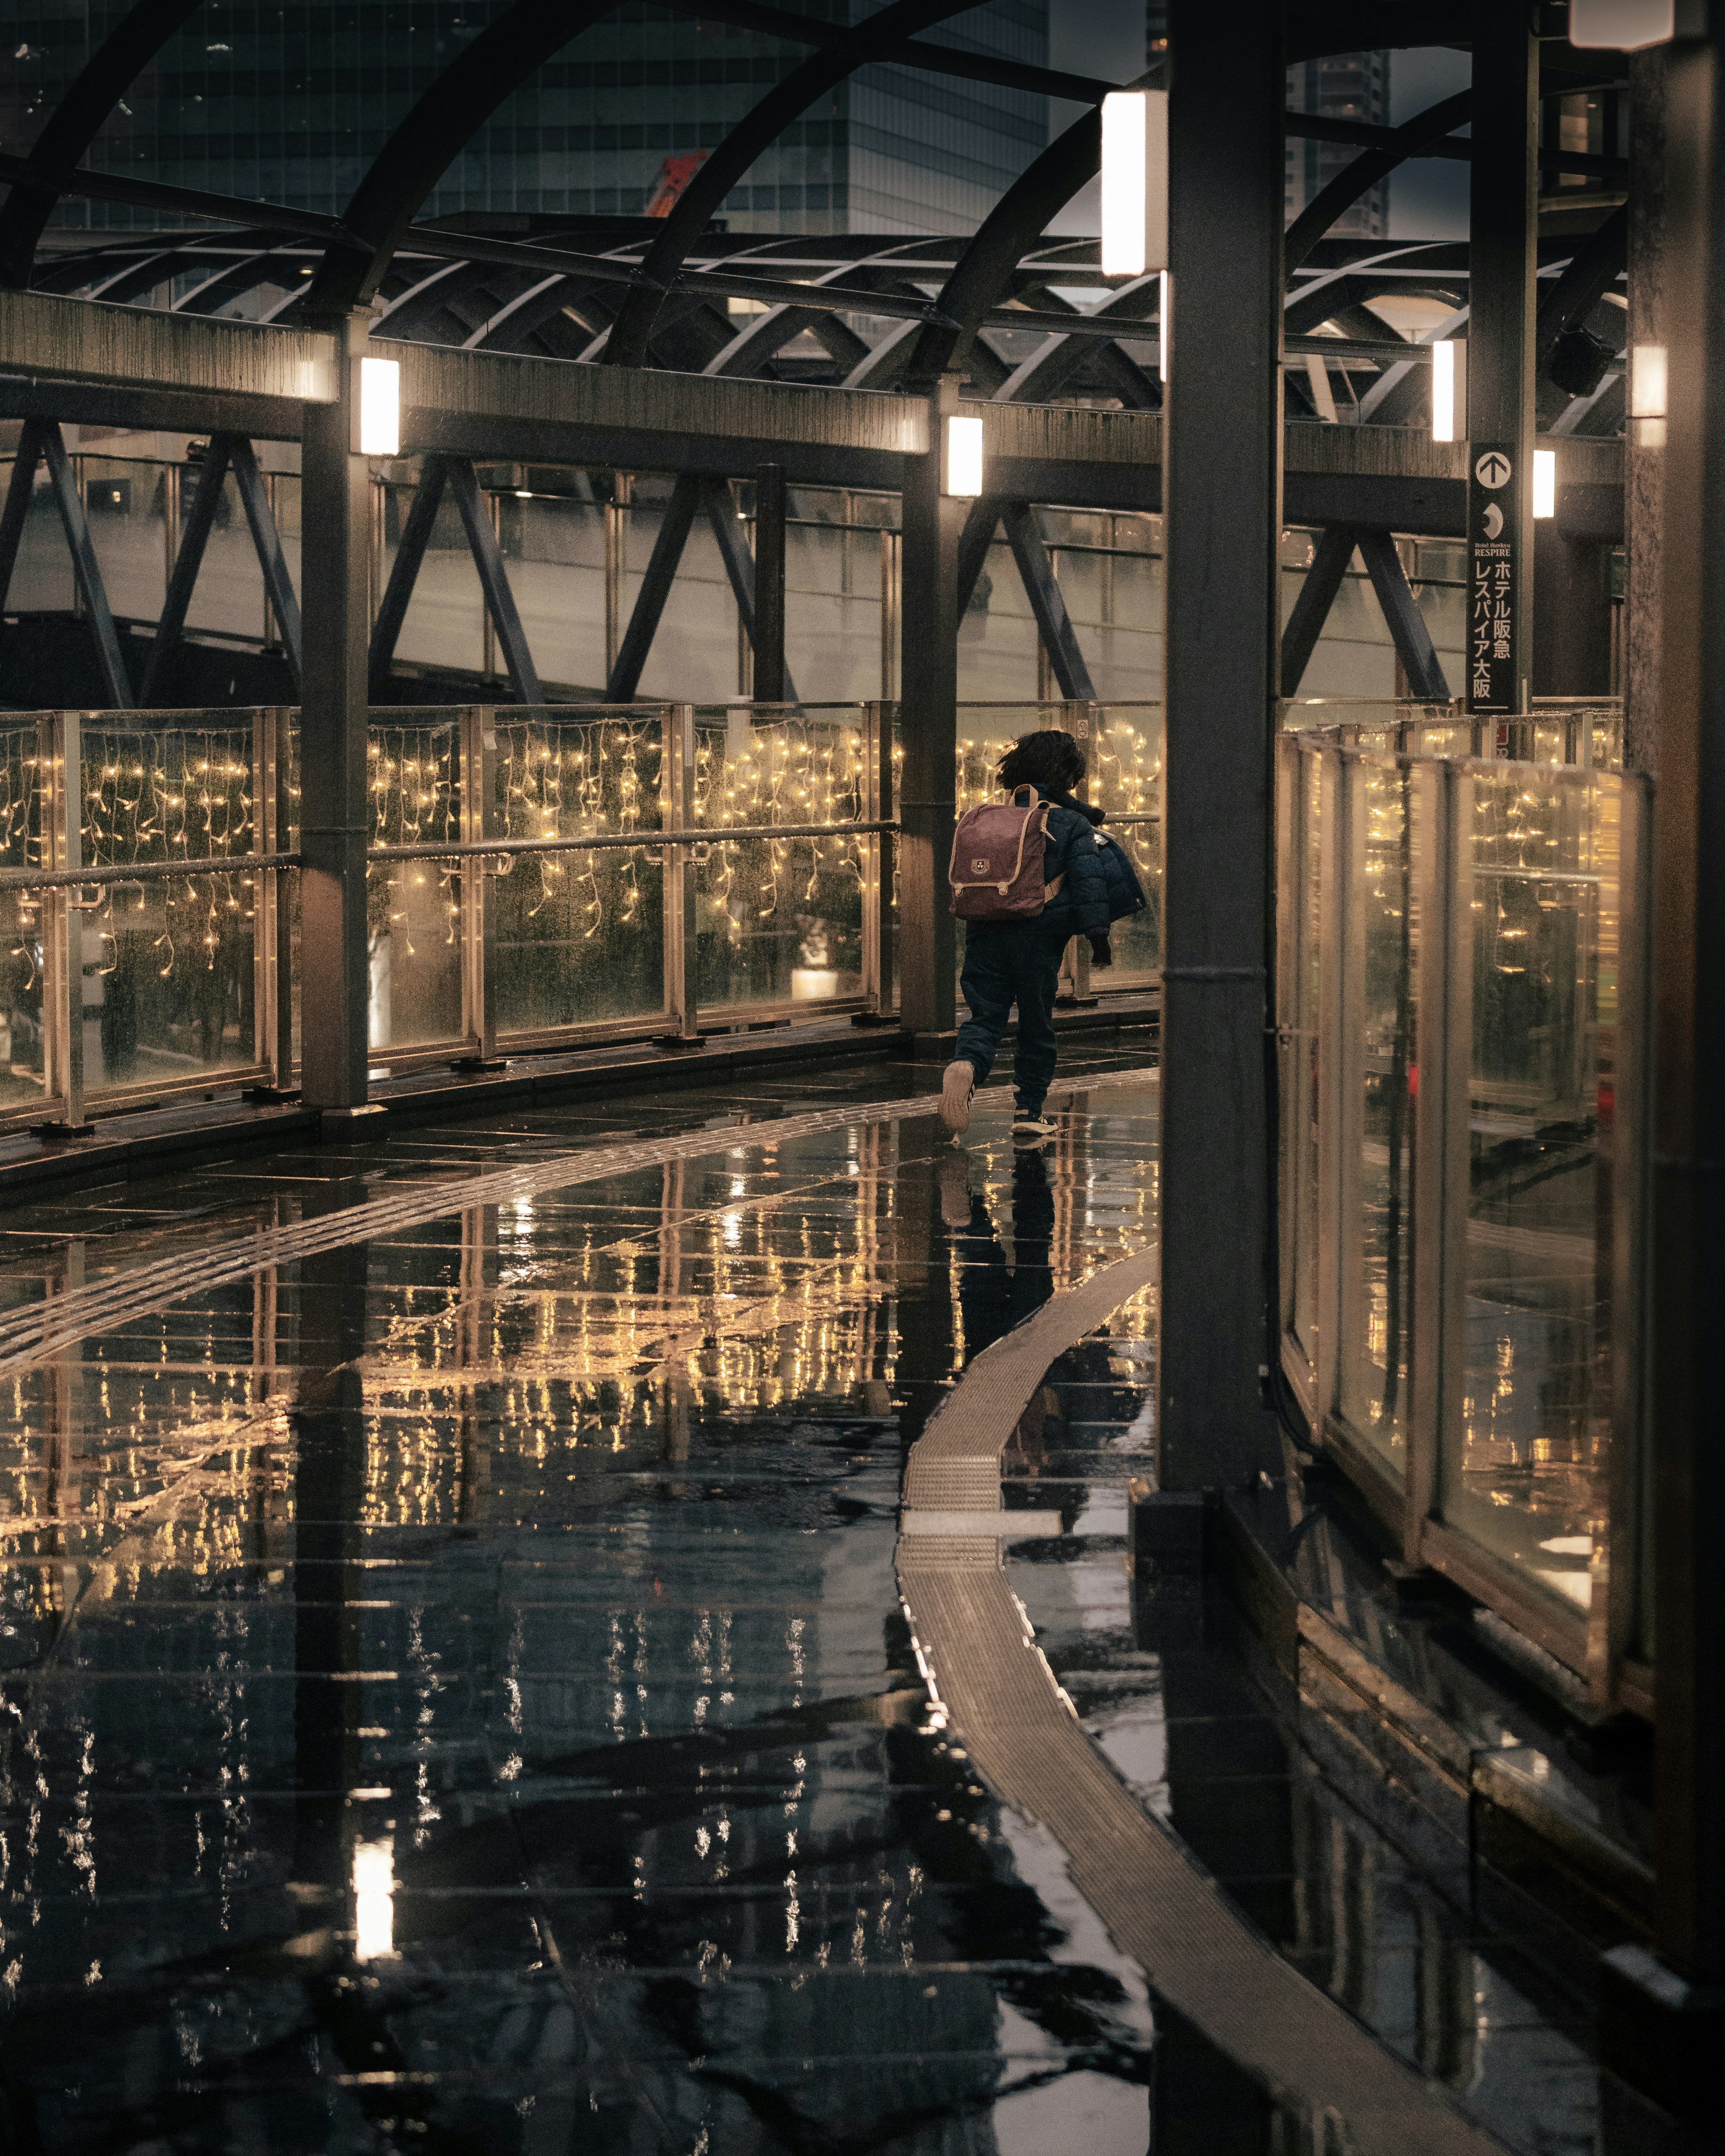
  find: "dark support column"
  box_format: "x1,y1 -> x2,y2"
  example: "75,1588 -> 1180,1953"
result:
754,462 -> 787,702
1157,0 -> 1284,1492
298,310 -> 376,1119
1597,10 -> 1725,2112
1465,2 -> 1537,721
1532,524 -> 1613,697
897,374 -> 962,1051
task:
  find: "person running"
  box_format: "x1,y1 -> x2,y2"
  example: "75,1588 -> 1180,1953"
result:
939,728 -> 1111,1147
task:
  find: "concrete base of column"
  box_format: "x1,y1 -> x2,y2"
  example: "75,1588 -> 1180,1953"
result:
319,1103 -> 389,1138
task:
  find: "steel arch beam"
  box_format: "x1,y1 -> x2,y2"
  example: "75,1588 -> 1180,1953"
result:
996,275 -> 1161,406
600,0 -> 984,370
305,0 -> 625,314
1283,92 -> 1473,277
902,105 -> 1107,385
0,0 -> 207,289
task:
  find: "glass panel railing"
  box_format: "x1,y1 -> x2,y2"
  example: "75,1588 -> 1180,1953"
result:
1336,752 -> 1418,1470
0,718 -> 49,1115
692,704 -> 870,1009
1278,725 -> 1648,1700
491,706 -> 667,1036
1444,760 -> 1622,1620
80,713 -> 264,1098
1284,697 -> 1624,772
367,712 -> 463,1053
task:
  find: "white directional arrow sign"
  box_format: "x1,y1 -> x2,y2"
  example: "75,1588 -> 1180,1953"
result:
1475,449 -> 1513,490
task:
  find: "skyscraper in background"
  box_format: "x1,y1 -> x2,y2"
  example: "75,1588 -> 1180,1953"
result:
1142,9 -> 1392,240
1284,49 -> 1391,237
1,1 -> 1050,242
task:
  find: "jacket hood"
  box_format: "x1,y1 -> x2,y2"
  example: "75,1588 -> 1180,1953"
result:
1048,788 -> 1106,827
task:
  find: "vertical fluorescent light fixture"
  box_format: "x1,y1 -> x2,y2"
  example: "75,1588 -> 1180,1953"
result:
1431,339 -> 1467,443
1533,448 -> 1556,519
945,414 -> 984,498
352,1838 -> 395,1960
1100,89 -> 1169,278
1631,342 -> 1667,448
1159,271 -> 1171,384
358,355 -> 400,457
1568,0 -> 1675,49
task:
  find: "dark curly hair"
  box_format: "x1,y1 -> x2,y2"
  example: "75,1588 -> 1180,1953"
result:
996,728 -> 1084,795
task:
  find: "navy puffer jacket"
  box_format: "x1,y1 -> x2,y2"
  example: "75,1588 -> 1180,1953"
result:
966,783 -> 1110,940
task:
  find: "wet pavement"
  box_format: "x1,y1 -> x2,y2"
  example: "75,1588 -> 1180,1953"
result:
0,1049 -> 1684,2152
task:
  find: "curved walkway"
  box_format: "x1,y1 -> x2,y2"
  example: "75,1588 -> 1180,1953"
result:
897,1251 -> 1510,2156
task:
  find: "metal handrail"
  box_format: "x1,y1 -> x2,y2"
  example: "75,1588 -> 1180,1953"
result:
0,807 -> 1163,892
0,852 -> 304,893
366,818 -> 897,866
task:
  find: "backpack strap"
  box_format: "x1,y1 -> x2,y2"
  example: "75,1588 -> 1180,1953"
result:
1011,785 -> 1035,807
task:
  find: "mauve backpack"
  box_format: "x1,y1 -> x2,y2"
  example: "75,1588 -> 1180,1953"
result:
947,787 -> 1063,921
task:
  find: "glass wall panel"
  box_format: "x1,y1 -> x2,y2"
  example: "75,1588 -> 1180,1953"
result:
637,506 -> 740,704
183,468 -> 267,641
81,458 -> 169,624
384,483 -> 486,679
0,723 -> 48,1113
1336,754 -> 1417,1466
1442,764 -> 1620,1618
491,707 -> 666,1034
693,705 -> 867,1009
498,491 -> 607,695
367,714 -> 463,1052
3,466 -> 75,613
80,716 -> 261,1094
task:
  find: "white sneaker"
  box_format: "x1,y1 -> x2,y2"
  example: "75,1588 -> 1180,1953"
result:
1012,1113 -> 1057,1148
940,1060 -> 976,1136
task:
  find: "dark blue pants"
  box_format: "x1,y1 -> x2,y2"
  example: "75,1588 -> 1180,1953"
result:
955,924 -> 1066,1115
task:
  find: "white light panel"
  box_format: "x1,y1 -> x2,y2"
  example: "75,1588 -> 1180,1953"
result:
1431,339 -> 1467,444
945,414 -> 984,498
1533,448 -> 1556,520
1101,90 -> 1169,278
358,355 -> 400,456
1569,0 -> 1675,49
352,1839 -> 395,1960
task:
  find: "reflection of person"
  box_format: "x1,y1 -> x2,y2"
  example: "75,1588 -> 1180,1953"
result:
942,1143 -> 1056,1361
941,730 -> 1110,1148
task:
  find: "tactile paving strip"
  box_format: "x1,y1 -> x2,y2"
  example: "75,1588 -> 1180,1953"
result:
897,1251 -> 1509,2156
0,1065 -> 1157,1378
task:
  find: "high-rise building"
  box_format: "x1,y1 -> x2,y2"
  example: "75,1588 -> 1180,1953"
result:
1,0 -> 1049,242
1285,49 -> 1392,237
1142,14 -> 1390,240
